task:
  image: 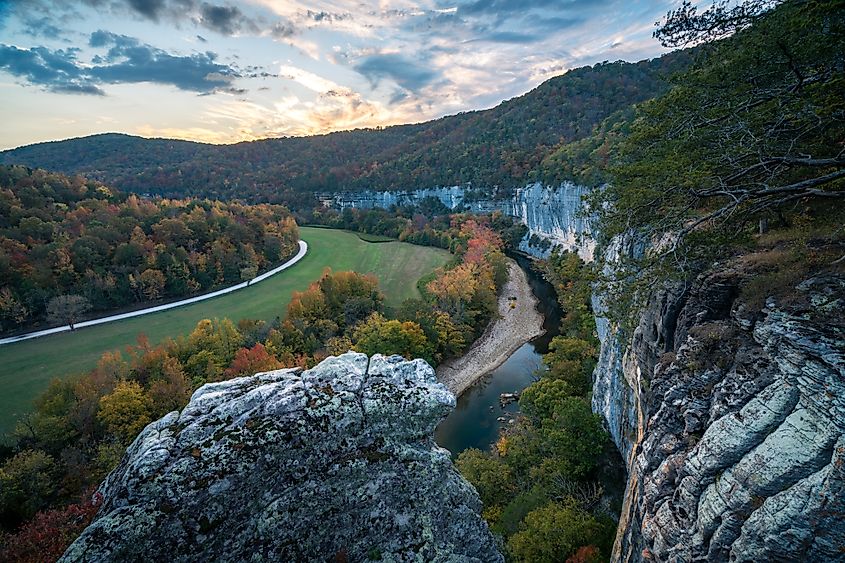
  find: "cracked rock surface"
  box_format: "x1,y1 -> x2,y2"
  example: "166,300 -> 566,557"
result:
61,352 -> 503,563
596,267 -> 845,562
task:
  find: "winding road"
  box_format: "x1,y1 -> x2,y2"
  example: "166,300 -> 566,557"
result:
0,240 -> 308,346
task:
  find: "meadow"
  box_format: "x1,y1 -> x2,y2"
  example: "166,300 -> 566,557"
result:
0,227 -> 449,435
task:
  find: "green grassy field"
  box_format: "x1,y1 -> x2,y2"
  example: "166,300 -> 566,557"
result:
0,227 -> 449,435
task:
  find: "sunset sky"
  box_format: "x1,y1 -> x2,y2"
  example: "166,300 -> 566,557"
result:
0,0 -> 678,150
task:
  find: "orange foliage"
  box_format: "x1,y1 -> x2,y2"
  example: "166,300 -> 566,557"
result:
567,545 -> 602,563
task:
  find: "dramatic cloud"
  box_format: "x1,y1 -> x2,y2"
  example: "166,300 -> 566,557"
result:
199,3 -> 259,35
0,44 -> 105,95
127,0 -> 166,21
1,31 -> 247,95
0,0 -> 679,149
354,54 -> 438,94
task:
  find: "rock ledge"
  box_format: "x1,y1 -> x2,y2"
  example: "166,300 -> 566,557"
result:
61,352 -> 503,563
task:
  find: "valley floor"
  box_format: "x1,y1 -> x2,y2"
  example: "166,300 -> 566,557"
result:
0,228 -> 450,436
436,260 -> 545,396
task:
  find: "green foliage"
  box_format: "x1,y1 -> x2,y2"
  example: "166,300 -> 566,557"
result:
0,450 -> 57,526
590,0 -> 845,320
541,337 -> 597,397
507,500 -> 614,563
519,378 -> 578,422
454,449 -> 516,509
537,398 -> 608,480
352,313 -> 434,364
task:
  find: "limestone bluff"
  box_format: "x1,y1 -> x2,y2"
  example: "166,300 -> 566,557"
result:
60,353 -> 503,562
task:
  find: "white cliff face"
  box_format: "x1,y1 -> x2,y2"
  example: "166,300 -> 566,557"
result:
324,182 -> 594,260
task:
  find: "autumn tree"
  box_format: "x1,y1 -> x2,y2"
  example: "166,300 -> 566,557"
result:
426,264 -> 477,321
0,491 -> 100,563
0,287 -> 28,330
224,343 -> 284,378
45,295 -> 91,330
97,380 -> 153,444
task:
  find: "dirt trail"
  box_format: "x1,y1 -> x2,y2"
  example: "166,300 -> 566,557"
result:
437,259 -> 545,396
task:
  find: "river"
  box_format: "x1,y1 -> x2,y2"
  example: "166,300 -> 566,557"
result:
435,254 -> 562,454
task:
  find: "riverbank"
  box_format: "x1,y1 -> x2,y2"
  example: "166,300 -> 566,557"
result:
437,259 -> 545,396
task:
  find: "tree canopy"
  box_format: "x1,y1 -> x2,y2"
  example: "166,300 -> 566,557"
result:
591,0 -> 844,294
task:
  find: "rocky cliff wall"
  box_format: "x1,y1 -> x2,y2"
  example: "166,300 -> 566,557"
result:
594,263 -> 845,561
61,353 -> 503,562
322,182 -> 594,259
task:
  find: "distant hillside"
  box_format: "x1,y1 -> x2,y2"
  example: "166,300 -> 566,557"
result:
1,51 -> 692,202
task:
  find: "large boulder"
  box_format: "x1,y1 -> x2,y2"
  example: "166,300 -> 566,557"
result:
61,353 -> 503,562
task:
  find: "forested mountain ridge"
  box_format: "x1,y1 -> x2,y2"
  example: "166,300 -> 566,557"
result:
0,51 -> 691,202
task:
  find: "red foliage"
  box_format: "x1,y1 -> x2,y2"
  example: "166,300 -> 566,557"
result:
566,545 -> 602,563
224,343 -> 284,377
1,492 -> 101,563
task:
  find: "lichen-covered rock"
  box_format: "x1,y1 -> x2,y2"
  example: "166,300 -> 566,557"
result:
596,268 -> 845,562
61,353 -> 503,563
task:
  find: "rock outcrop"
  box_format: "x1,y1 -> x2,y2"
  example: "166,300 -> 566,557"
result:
61,352 -> 503,562
322,182 -> 594,259
595,265 -> 845,561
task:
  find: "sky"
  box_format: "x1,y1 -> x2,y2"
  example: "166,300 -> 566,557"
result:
0,0 -> 680,150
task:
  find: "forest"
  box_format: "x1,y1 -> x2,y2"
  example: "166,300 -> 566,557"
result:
0,166 -> 299,334
0,52 -> 692,202
0,214 -> 514,561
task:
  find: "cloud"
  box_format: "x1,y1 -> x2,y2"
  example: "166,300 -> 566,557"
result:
199,3 -> 258,35
0,44 -> 105,95
0,31 -> 248,95
127,0 -> 166,21
473,30 -> 538,44
87,31 -> 239,91
354,54 -> 437,93
19,17 -> 64,38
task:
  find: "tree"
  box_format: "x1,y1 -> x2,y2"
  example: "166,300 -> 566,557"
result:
45,295 -> 91,330
240,266 -> 258,285
542,337 -> 596,396
0,450 -> 57,526
352,313 -> 434,363
455,449 -> 516,509
592,0 -> 845,312
97,380 -> 153,444
0,287 -> 29,330
654,0 -> 776,47
519,378 -> 578,422
224,343 -> 284,378
426,264 -> 477,321
507,500 -> 608,563
137,269 -> 166,301
0,491 -> 101,563
539,398 -> 608,480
